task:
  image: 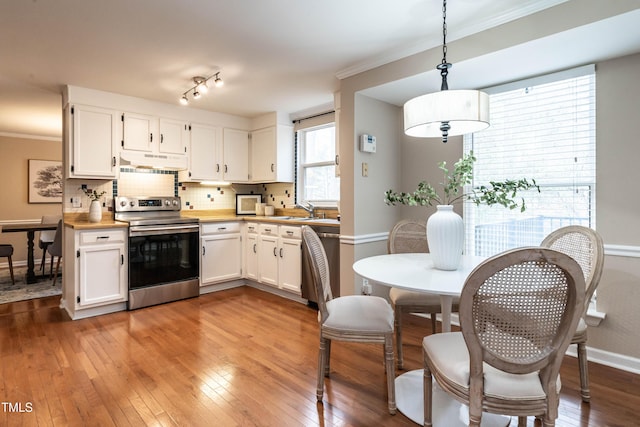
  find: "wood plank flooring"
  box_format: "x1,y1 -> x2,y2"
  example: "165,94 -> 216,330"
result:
1,287 -> 639,426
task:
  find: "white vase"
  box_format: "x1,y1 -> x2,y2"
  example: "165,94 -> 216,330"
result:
89,200 -> 102,223
426,205 -> 464,270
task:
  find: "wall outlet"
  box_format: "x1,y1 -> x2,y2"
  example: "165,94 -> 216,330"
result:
361,278 -> 372,295
71,197 -> 81,208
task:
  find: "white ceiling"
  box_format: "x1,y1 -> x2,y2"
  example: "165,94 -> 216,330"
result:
1,0 -> 639,140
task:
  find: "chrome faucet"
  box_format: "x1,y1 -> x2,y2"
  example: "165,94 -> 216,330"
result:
296,201 -> 315,218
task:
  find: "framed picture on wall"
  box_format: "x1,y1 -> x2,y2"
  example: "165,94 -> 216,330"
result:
28,159 -> 63,203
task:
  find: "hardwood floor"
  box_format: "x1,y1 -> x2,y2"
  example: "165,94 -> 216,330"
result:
1,287 -> 638,426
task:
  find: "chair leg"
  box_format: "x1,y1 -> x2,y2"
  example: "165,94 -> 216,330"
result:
577,341 -> 591,403
52,257 -> 61,287
317,335 -> 327,402
40,248 -> 47,272
430,313 -> 437,334
384,335 -> 396,415
325,339 -> 331,376
423,356 -> 433,427
517,416 -> 527,427
395,306 -> 404,370
8,255 -> 15,286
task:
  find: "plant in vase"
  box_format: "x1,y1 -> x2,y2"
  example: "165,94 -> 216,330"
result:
82,188 -> 106,223
384,152 -> 539,270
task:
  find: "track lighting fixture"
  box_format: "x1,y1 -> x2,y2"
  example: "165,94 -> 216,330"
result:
179,72 -> 224,105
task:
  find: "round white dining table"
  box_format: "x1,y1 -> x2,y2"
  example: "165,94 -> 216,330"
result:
353,253 -> 486,332
352,253 -> 510,426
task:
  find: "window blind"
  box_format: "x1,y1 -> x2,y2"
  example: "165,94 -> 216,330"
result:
463,65 -> 596,257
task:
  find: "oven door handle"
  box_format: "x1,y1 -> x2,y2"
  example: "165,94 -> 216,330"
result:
129,224 -> 199,237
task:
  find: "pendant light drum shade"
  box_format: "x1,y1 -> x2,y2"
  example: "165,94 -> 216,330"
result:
403,89 -> 490,138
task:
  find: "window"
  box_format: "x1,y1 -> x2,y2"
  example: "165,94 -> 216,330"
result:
463,65 -> 596,257
296,122 -> 340,207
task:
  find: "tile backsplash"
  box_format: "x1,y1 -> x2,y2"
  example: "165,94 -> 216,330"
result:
63,168 -> 295,213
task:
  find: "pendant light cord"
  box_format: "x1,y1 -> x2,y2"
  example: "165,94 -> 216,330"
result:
437,0 -> 451,91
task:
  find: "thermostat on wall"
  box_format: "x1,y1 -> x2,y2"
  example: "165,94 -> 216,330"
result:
360,134 -> 376,153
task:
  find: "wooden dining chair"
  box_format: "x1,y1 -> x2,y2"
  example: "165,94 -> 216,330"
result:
0,226 -> 16,286
423,247 -> 585,427
301,225 -> 397,415
541,225 -> 604,403
387,219 -> 459,369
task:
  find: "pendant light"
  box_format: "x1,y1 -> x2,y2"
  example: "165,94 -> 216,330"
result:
403,0 -> 489,143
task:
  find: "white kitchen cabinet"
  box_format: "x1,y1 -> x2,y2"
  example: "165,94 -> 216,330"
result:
159,118 -> 189,155
256,224 -> 301,294
250,124 -> 294,183
179,123 -> 222,182
257,224 -> 279,286
278,226 -> 302,293
223,128 -> 249,182
62,227 -> 127,319
201,222 -> 242,284
66,104 -> 119,179
121,112 -> 157,152
244,222 -> 259,281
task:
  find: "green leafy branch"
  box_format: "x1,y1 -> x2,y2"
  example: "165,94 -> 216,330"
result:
384,152 -> 540,212
81,188 -> 106,202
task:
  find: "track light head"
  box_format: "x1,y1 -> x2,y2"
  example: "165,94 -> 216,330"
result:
214,73 -> 224,87
180,94 -> 189,105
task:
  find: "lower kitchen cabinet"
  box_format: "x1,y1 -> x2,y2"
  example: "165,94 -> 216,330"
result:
62,226 -> 127,319
201,222 -> 242,285
244,222 -> 259,281
255,224 -> 302,295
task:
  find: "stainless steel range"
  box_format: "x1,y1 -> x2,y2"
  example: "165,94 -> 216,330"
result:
114,196 -> 200,310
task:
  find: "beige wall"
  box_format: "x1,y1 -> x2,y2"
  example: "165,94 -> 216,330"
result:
339,0 -> 640,367
0,135 -> 63,264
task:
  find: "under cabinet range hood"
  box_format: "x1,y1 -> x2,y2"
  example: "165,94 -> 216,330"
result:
120,150 -> 188,170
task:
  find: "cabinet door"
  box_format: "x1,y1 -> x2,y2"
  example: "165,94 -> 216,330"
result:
201,234 -> 242,284
251,127 -> 276,182
245,232 -> 259,281
279,238 -> 302,293
159,118 -> 188,155
70,104 -> 118,178
223,128 -> 249,182
258,234 -> 278,286
78,243 -> 126,307
122,112 -> 157,152
187,123 -> 221,181
251,125 -> 294,183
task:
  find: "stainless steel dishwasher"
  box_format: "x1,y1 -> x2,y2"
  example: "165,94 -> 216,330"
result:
301,224 -> 340,306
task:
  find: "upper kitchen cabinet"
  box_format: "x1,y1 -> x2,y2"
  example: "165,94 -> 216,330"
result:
250,124 -> 294,183
222,128 -> 249,182
121,113 -> 188,156
65,104 -> 119,179
121,112 -> 157,152
159,118 -> 189,155
179,123 -> 222,182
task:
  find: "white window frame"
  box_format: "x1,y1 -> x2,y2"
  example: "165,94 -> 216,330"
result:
295,121 -> 339,208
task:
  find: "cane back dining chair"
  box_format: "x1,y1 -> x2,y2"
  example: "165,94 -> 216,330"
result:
541,225 -> 604,403
387,219 -> 459,369
301,225 -> 397,415
0,226 -> 16,286
423,247 -> 585,427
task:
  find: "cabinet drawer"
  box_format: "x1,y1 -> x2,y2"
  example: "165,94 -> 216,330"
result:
259,224 -> 278,236
245,222 -> 259,234
201,222 -> 241,235
279,225 -> 301,239
80,230 -> 125,244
